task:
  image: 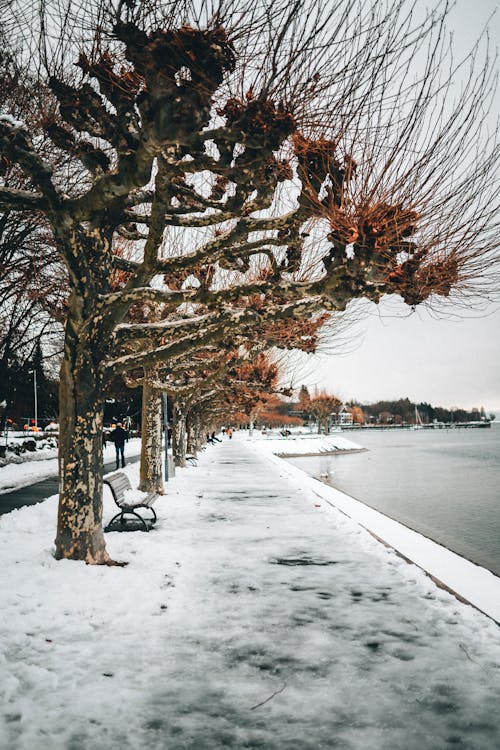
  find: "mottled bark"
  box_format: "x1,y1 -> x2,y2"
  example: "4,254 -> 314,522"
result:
186,411 -> 197,456
54,331 -> 109,563
194,416 -> 205,453
173,400 -> 187,467
186,411 -> 205,455
53,226 -> 120,565
139,371 -> 165,494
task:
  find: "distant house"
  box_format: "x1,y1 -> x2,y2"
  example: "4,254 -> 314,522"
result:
332,406 -> 353,426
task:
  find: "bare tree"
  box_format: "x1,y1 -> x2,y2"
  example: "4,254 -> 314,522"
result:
0,0 -> 498,564
0,36 -> 66,412
307,391 -> 343,434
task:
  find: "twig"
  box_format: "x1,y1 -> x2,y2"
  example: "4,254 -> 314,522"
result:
459,643 -> 487,672
250,682 -> 287,710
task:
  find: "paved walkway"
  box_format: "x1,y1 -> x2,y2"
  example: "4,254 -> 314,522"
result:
152,439 -> 500,749
2,437 -> 500,749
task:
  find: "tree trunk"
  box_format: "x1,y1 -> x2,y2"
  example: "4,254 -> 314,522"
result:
195,415 -> 205,452
54,352 -> 110,563
186,411 -> 197,456
173,400 -> 187,467
187,410 -> 205,455
139,372 -> 165,494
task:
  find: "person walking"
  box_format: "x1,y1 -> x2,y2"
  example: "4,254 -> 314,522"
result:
110,422 -> 128,469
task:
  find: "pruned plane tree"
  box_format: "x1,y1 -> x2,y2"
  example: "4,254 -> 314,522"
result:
0,0 -> 498,563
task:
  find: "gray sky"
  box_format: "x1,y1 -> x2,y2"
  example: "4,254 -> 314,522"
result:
299,0 -> 500,413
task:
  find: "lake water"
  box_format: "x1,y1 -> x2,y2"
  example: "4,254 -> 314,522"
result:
287,423 -> 500,577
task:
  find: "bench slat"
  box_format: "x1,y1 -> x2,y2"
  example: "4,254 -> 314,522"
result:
107,477 -> 131,491
104,472 -> 158,510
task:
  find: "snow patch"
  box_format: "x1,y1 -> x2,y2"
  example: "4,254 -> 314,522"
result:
254,432 -> 363,456
0,113 -> 25,128
1,436 -> 500,748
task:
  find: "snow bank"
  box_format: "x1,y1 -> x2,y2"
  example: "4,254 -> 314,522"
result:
0,453 -> 59,494
0,447 -> 58,468
254,432 -> 364,456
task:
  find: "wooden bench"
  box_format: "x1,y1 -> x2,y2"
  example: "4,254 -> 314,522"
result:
186,454 -> 197,466
103,471 -> 158,532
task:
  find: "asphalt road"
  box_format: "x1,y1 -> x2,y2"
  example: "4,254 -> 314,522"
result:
0,456 -> 139,516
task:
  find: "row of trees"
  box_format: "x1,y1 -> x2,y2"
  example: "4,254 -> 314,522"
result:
1,0 -> 499,564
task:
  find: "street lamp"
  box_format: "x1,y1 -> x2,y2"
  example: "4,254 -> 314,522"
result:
28,370 -> 37,429
33,369 -> 37,429
162,392 -> 169,482
0,400 -> 7,449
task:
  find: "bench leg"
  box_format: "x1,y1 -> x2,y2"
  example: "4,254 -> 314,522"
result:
105,511 -> 125,531
105,509 -> 149,532
126,510 -> 149,532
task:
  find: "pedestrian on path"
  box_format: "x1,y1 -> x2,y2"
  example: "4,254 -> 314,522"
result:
110,422 -> 128,469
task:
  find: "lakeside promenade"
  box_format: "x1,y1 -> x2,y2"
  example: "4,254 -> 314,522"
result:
1,435 -> 500,748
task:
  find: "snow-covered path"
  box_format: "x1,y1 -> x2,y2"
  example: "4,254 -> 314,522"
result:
1,436 -> 500,749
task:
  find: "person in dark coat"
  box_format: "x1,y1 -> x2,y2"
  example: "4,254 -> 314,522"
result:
110,422 -> 128,469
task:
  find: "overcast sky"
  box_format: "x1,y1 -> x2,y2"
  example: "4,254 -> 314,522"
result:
297,0 -> 500,413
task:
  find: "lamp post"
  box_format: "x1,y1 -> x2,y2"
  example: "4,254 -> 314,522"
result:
0,400 -> 7,450
162,392 -> 169,482
33,369 -> 37,429
28,369 -> 38,429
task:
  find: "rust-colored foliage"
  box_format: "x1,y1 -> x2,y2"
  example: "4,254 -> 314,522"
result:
44,120 -> 111,173
385,251 -> 459,306
307,392 -> 342,423
223,353 -> 283,420
261,313 -> 329,353
114,23 -> 236,89
163,262 -> 215,291
349,405 -> 365,424
326,208 -> 361,248
273,159 -> 294,182
235,352 -> 279,390
163,269 -> 190,291
219,95 -> 295,147
210,175 -> 229,200
293,132 -> 354,215
109,242 -> 133,291
355,202 -> 419,253
256,410 -> 303,428
77,50 -> 143,107
293,133 -> 339,184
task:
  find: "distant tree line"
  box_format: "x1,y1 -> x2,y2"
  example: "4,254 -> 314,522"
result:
278,389 -> 494,426
348,398 -> 493,424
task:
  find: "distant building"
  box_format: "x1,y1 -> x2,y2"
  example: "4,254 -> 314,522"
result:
332,407 -> 353,426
